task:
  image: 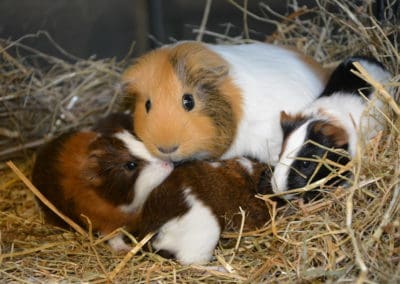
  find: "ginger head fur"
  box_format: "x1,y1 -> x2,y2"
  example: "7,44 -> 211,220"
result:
123,42 -> 242,162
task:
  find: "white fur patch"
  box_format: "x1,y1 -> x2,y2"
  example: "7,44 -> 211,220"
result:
210,43 -> 325,165
108,234 -> 131,252
209,162 -> 221,168
302,93 -> 374,157
237,157 -> 253,174
115,130 -> 174,213
355,59 -> 391,84
114,130 -> 157,163
272,120 -> 311,194
152,188 -> 221,265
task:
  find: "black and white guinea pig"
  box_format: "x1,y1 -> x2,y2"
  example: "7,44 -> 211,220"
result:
271,56 -> 393,197
128,157 -> 279,265
32,117 -> 173,251
122,41 -> 329,164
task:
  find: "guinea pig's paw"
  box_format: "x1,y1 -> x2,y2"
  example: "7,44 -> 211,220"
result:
107,235 -> 132,253
175,249 -> 214,265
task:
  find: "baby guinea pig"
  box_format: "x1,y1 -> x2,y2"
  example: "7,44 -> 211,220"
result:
128,157 -> 278,265
32,128 -> 173,251
122,41 -> 329,164
271,56 -> 393,197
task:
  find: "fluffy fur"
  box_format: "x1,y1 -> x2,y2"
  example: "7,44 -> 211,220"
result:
128,157 -> 279,265
123,41 -> 327,164
32,114 -> 173,251
271,56 -> 393,196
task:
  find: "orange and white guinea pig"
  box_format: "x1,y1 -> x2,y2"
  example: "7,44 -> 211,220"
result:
32,114 -> 173,251
122,41 -> 329,164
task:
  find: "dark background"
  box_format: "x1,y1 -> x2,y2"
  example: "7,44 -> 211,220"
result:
0,0 -> 299,60
0,0 -> 396,60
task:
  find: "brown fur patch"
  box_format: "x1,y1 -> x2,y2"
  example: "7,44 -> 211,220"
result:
312,120 -> 349,147
58,132 -> 136,233
122,42 -> 243,160
32,131 -> 136,235
131,158 -> 274,238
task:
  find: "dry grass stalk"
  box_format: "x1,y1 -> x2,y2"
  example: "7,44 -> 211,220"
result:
6,161 -> 87,237
1,0 -> 399,282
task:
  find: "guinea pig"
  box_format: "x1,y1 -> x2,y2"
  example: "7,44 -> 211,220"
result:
122,41 -> 329,165
128,157 -> 279,265
91,112 -> 133,135
32,129 -> 173,251
271,56 -> 393,197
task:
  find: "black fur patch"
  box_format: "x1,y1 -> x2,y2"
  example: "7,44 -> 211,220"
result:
280,115 -> 309,141
287,120 -> 350,192
319,56 -> 385,98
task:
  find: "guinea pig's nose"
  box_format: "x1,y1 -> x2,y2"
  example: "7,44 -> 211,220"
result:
158,145 -> 179,154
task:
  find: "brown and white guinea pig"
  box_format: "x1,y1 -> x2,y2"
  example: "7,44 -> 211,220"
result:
32,118 -> 173,251
271,56 -> 393,197
128,157 -> 279,265
122,41 -> 329,165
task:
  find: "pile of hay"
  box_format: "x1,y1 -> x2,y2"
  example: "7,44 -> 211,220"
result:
1,0 -> 399,282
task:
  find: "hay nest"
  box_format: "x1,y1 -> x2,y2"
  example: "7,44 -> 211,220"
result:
1,0 -> 399,282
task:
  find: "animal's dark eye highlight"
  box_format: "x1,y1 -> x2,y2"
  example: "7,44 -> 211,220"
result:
182,94 -> 195,111
145,99 -> 151,113
124,161 -> 137,171
301,160 -> 311,169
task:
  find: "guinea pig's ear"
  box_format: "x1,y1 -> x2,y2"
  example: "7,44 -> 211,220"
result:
313,121 -> 349,148
81,151 -> 104,187
119,71 -> 138,111
171,42 -> 229,88
201,64 -> 229,82
280,111 -> 308,139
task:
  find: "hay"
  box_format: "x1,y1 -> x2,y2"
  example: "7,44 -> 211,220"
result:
0,31 -> 126,160
1,0 -> 399,282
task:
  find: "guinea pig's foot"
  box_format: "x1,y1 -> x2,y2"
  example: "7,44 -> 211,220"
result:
108,235 -> 132,253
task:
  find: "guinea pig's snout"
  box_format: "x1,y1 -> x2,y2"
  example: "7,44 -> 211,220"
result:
161,160 -> 174,170
271,164 -> 288,194
271,178 -> 280,193
157,145 -> 179,155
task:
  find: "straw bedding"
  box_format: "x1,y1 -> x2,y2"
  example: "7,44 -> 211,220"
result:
1,0 -> 399,282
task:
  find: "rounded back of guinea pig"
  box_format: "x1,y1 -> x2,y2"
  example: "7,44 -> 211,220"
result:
83,130 -> 174,212
122,41 -> 243,162
319,55 -> 391,98
32,131 -> 99,227
272,112 -> 351,196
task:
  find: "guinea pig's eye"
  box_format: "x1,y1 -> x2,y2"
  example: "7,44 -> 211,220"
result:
301,160 -> 311,169
145,99 -> 152,113
124,161 -> 137,171
182,93 -> 195,111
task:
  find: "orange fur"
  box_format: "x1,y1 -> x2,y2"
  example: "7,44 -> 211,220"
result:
123,42 -> 242,160
313,121 -> 349,147
55,132 -> 134,234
